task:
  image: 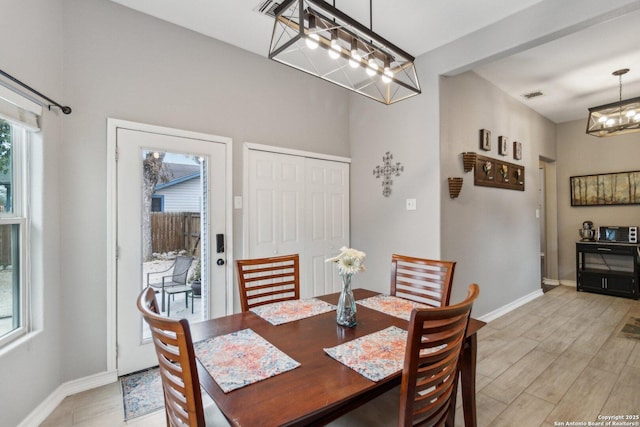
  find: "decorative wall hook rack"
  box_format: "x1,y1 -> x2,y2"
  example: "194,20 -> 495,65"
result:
473,154 -> 524,191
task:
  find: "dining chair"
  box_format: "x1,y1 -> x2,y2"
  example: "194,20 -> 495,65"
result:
236,254 -> 300,312
327,283 -> 479,427
136,287 -> 229,427
390,254 -> 456,308
399,283 -> 479,426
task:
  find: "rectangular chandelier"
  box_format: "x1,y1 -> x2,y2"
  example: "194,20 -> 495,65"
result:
586,96 -> 640,137
269,0 -> 421,105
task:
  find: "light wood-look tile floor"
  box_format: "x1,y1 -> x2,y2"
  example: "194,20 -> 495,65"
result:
455,285 -> 640,427
41,285 -> 640,426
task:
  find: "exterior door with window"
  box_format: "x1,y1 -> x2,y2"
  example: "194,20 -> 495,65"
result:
111,120 -> 231,375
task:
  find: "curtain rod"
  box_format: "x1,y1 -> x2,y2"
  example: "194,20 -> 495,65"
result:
0,68 -> 72,114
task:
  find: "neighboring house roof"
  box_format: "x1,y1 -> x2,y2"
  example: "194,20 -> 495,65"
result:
155,172 -> 200,190
155,163 -> 200,190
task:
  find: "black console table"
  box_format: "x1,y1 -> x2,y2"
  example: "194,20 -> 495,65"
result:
576,242 -> 640,300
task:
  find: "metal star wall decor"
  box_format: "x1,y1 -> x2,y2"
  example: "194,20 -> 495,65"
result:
373,152 -> 404,197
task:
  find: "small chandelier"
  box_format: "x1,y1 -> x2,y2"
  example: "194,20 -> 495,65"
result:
268,0 -> 421,105
586,68 -> 640,137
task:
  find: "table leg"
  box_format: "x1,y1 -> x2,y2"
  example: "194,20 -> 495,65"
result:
460,332 -> 478,427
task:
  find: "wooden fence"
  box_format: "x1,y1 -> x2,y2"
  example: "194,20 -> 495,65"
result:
151,212 -> 201,257
0,225 -> 11,266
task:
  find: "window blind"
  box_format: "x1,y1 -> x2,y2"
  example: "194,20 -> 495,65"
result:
0,84 -> 41,131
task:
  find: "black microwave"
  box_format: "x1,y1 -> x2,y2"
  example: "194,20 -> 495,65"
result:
598,226 -> 638,243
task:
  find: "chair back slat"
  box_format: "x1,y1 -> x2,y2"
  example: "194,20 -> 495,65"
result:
172,255 -> 194,283
236,254 -> 300,312
391,254 -> 456,307
399,284 -> 479,427
137,287 -> 205,427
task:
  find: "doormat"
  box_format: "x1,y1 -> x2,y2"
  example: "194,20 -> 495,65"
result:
120,366 -> 164,420
618,316 -> 640,341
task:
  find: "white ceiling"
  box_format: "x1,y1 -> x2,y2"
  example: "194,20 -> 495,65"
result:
110,0 -> 640,124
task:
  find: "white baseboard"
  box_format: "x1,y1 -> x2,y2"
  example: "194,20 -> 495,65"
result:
542,278 -> 560,286
17,370 -> 118,427
477,288 -> 544,323
560,280 -> 576,288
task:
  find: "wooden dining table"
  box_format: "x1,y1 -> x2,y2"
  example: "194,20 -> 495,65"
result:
190,288 -> 485,427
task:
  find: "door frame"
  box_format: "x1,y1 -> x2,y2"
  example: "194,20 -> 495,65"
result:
106,118 -> 233,373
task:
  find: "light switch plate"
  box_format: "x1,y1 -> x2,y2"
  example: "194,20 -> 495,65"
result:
406,198 -> 417,211
234,196 -> 243,209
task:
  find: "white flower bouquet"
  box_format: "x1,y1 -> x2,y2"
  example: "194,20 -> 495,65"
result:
327,247 -> 365,327
326,246 -> 366,276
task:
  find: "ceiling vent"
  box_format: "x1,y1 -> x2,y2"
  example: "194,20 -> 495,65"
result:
523,91 -> 544,100
254,0 -> 280,17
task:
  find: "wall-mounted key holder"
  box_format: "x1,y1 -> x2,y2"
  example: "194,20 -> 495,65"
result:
474,154 -> 524,191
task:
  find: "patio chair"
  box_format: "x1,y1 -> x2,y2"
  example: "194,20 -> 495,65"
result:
390,254 -> 456,308
236,254 -> 300,312
136,287 -> 229,427
147,255 -> 194,312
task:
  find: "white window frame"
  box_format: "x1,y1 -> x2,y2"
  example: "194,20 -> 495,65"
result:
0,123 -> 30,348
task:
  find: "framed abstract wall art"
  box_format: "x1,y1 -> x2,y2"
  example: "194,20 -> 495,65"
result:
480,129 -> 491,151
513,141 -> 522,160
498,136 -> 508,156
570,170 -> 640,206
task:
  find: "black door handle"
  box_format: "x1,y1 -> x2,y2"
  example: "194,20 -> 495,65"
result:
216,258 -> 225,266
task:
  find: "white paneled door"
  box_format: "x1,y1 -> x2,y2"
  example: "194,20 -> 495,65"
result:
247,151 -> 305,259
305,158 -> 350,296
246,147 -> 349,298
112,121 -> 231,375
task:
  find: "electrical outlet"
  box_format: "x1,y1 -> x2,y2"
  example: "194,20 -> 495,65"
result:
406,198 -> 417,211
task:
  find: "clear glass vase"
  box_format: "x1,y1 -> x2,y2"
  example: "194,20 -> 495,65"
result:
336,274 -> 357,327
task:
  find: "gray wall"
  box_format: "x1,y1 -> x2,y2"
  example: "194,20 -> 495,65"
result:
59,0 -> 349,379
0,1 -> 64,426
557,119 -> 640,283
348,0 -> 640,315
440,71 -> 556,315
1,0 -> 349,424
349,57 -> 441,295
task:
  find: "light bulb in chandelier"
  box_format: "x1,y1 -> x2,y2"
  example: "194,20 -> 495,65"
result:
305,15 -> 319,50
328,32 -> 341,59
349,39 -> 361,68
381,58 -> 394,84
306,33 -> 319,49
366,58 -> 378,76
